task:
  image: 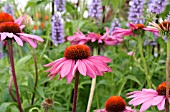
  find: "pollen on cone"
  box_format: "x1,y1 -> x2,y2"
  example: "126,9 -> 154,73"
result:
0,22 -> 21,33
105,96 -> 126,112
0,12 -> 14,24
64,45 -> 91,60
156,82 -> 170,95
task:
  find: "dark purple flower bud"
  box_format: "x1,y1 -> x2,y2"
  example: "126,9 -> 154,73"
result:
128,0 -> 145,24
3,4 -> 14,17
148,0 -> 168,14
54,0 -> 66,12
88,0 -> 103,20
51,13 -> 65,46
110,18 -> 120,32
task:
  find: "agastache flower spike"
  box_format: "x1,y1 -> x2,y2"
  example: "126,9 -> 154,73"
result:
110,18 -> 120,32
54,0 -> 66,12
88,0 -> 103,20
128,0 -> 145,24
51,13 -> 65,46
3,4 -> 14,17
148,0 -> 168,14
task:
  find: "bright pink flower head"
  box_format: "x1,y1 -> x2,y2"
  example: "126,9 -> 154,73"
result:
127,82 -> 170,112
0,12 -> 44,48
67,27 -> 123,46
94,96 -> 136,112
44,44 -> 112,84
112,22 -> 159,37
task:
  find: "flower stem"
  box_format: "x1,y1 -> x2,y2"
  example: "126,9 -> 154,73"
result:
72,72 -> 80,112
137,37 -> 151,88
31,49 -> 38,105
165,37 -> 170,112
8,75 -> 17,102
7,40 -> 23,112
86,48 -> 98,112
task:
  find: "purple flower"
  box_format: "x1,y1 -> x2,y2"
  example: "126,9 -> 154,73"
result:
166,12 -> 170,20
51,13 -> 65,46
148,0 -> 168,14
54,0 -> 66,12
0,43 -> 3,59
88,0 -> 103,20
110,18 -> 120,32
3,4 -> 14,17
128,0 -> 145,24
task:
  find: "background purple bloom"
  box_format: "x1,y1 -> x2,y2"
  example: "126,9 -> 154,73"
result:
54,0 -> 66,12
51,13 -> 65,46
3,4 -> 14,17
128,0 -> 145,24
110,18 -> 120,32
88,0 -> 103,20
166,12 -> 170,20
148,0 -> 168,14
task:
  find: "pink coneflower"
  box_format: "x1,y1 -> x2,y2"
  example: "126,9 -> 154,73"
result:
127,82 -> 170,111
0,12 -> 44,48
95,96 -> 136,112
67,27 -> 123,46
44,44 -> 112,84
112,22 -> 159,37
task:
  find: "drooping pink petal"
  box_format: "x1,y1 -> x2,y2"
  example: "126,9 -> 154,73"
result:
13,35 -> 23,46
6,33 -> 14,38
20,36 -> 37,48
66,61 -> 75,84
60,59 -> 73,77
129,22 -> 137,29
17,33 -> 44,42
15,15 -> 25,25
157,97 -> 165,110
77,60 -> 87,76
44,58 -> 66,67
0,33 -> 7,41
91,56 -> 112,62
82,59 -> 96,78
140,98 -> 154,112
152,96 -> 164,106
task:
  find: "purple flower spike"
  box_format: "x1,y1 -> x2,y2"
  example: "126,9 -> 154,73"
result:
54,0 -> 66,12
51,13 -> 65,46
128,0 -> 145,24
166,12 -> 170,20
88,0 -> 103,20
110,18 -> 120,32
3,4 -> 14,17
148,0 -> 168,14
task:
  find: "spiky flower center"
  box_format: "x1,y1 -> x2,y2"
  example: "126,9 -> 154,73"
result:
64,45 -> 91,60
0,22 -> 21,33
159,21 -> 170,31
45,98 -> 54,106
105,96 -> 126,112
156,82 -> 170,95
135,24 -> 145,29
0,12 -> 14,24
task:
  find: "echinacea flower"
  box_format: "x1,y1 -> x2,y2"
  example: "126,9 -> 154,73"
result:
67,27 -> 123,46
127,82 -> 170,111
112,22 -> 159,37
41,98 -> 54,111
44,45 -> 112,84
0,12 -> 44,48
95,96 -> 136,112
148,21 -> 170,36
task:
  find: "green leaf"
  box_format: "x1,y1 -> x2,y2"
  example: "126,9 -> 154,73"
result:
0,102 -> 18,112
36,87 -> 45,99
28,74 -> 35,90
125,75 -> 141,85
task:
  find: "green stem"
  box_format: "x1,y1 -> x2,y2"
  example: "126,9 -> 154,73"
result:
86,48 -> 98,112
31,49 -> 38,105
165,37 -> 170,112
137,37 -> 151,88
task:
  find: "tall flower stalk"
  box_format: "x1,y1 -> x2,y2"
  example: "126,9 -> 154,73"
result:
7,40 -> 23,112
86,48 -> 98,112
148,21 -> 170,111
